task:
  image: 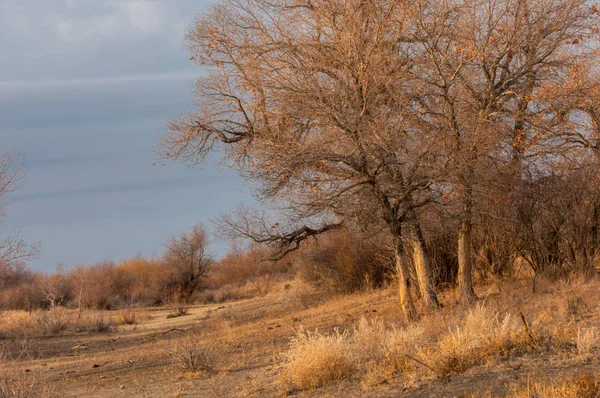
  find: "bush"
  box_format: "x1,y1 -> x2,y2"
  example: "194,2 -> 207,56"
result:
0,346 -> 50,398
170,333 -> 216,374
118,309 -> 137,325
297,230 -> 392,294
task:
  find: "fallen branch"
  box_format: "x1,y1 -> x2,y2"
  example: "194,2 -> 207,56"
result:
404,354 -> 440,377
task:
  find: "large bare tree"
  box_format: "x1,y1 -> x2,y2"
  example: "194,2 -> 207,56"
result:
160,0 -> 448,319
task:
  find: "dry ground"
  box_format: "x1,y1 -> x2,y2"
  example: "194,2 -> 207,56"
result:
1,275 -> 599,397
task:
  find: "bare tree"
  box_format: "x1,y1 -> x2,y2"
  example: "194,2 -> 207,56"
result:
159,0 -> 450,320
0,149 -> 39,267
163,224 -> 214,303
407,0 -> 598,302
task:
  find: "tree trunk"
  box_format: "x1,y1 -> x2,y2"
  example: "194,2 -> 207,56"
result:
406,210 -> 440,309
458,178 -> 477,303
394,239 -> 418,322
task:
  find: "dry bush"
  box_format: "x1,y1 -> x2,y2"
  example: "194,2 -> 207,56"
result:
77,313 -> 114,333
419,305 -> 526,376
0,345 -> 50,398
352,318 -> 425,386
510,372 -> 600,398
32,307 -> 69,335
0,368 -> 44,398
170,333 -> 216,374
281,329 -> 354,391
297,231 -> 391,295
251,274 -> 273,297
576,327 -> 599,357
117,309 -> 137,325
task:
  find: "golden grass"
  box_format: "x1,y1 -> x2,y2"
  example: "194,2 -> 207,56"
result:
510,372 -> 600,398
420,304 -> 528,376
0,308 -> 135,338
281,328 -> 354,390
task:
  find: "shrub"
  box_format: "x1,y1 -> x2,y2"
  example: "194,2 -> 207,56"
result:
170,333 -> 216,374
118,309 -> 137,325
352,318 -> 425,386
297,230 -> 392,295
281,329 -> 354,390
421,305 -> 525,376
0,346 -> 50,398
576,327 -> 599,357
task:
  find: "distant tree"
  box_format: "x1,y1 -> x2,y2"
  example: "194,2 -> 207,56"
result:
162,224 -> 213,303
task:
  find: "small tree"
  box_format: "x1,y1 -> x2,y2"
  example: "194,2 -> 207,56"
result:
162,224 -> 213,303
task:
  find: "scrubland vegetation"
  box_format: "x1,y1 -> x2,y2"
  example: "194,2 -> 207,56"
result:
3,0 -> 600,395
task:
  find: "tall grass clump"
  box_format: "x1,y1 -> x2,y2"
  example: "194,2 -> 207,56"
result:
420,305 -> 526,376
281,328 -> 354,390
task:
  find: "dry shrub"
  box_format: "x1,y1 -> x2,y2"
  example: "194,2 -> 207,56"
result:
0,346 -> 50,398
421,305 -> 526,376
170,333 -> 216,374
251,274 -> 273,297
281,329 -> 354,390
297,231 -> 391,295
118,309 -> 137,325
78,314 -> 114,333
576,327 -> 599,357
511,372 -> 600,398
32,307 -> 68,335
352,318 -> 425,386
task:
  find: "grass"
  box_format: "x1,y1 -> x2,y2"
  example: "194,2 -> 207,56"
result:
281,328 -> 354,390
0,308 -> 128,338
0,277 -> 598,396
510,371 -> 600,398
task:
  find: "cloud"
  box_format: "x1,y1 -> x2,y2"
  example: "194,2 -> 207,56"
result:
9,176 -> 223,203
0,0 -> 205,81
0,70 -> 198,90
116,0 -> 164,33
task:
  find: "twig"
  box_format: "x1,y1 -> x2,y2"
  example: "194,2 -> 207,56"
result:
404,354 -> 440,377
520,312 -> 540,351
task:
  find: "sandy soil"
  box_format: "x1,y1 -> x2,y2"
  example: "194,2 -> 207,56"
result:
1,277 -> 598,397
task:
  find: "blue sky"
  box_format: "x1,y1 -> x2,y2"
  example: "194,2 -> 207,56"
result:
0,0 -> 252,272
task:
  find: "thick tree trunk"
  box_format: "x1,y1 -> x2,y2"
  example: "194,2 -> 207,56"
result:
458,178 -> 477,303
406,210 -> 440,309
394,238 -> 418,322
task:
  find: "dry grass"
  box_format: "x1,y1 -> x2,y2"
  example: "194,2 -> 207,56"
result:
510,372 -> 600,398
0,345 -> 50,398
170,332 -> 217,374
420,305 -> 528,376
352,318 -> 425,386
118,309 -> 138,325
0,308 -> 123,338
576,327 -> 599,357
281,328 -> 354,390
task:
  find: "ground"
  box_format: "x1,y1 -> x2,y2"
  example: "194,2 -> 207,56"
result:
1,276 -> 599,397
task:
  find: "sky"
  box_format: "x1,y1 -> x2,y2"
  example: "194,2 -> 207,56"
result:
0,0 -> 253,272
